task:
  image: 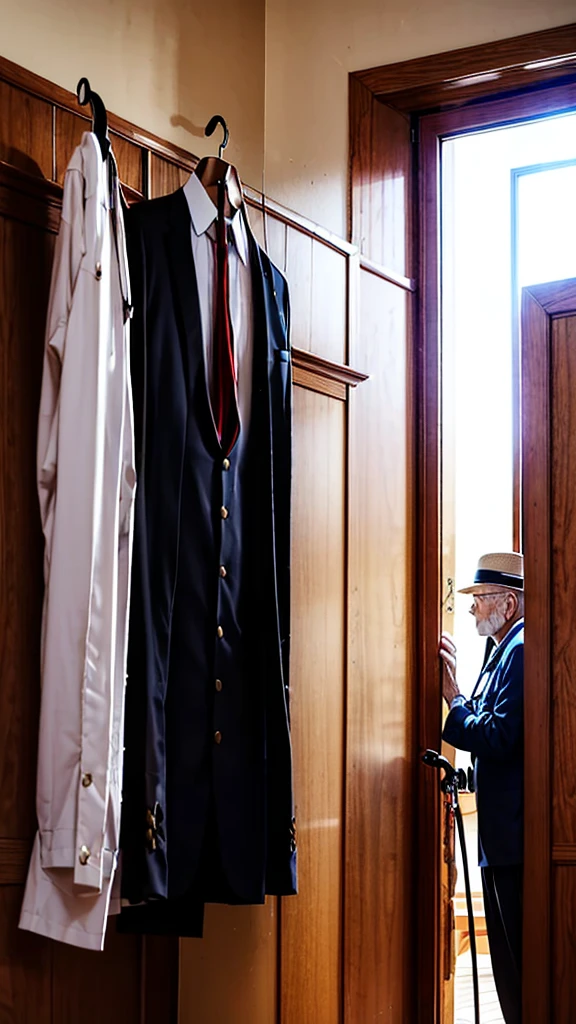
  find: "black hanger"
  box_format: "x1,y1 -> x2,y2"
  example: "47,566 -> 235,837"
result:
76,78 -> 110,160
204,115 -> 229,159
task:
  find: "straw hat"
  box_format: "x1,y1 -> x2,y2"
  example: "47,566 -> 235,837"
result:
458,552 -> 524,595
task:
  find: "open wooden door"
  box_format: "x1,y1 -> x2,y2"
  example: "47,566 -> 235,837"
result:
522,276 -> 576,1024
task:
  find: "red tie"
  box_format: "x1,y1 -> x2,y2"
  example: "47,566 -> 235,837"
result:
211,179 -> 240,456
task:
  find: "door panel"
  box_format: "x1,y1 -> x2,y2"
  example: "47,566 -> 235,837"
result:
522,277 -> 576,1023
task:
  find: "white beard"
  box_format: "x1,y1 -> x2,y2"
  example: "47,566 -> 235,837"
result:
476,606 -> 507,636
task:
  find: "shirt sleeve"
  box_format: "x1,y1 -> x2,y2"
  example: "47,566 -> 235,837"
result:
442,646 -> 524,759
37,167 -> 85,567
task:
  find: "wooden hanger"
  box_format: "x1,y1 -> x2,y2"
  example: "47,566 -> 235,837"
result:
195,115 -> 242,219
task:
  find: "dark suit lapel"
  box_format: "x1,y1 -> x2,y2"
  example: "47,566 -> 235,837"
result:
165,188 -> 204,399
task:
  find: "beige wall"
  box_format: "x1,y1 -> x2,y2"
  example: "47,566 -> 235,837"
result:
264,0 -> 576,237
0,0 -> 265,190
2,0 -> 574,233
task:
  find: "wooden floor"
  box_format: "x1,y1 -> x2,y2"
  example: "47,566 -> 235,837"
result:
454,952 -> 504,1024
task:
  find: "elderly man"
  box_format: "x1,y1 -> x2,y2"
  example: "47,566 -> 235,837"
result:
440,551 -> 524,1024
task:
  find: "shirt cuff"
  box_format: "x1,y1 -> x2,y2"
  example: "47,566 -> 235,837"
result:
450,694 -> 467,710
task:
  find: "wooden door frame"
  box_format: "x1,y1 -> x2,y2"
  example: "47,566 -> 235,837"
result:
349,22 -> 576,1024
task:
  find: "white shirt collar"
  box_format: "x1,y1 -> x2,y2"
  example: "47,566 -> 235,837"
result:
183,172 -> 249,265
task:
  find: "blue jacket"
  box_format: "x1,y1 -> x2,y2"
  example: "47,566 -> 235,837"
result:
442,619 -> 524,866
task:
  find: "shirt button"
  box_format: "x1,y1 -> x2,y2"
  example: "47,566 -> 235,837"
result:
217,625 -> 224,639
214,730 -> 222,744
79,845 -> 90,865
215,678 -> 223,692
81,773 -> 93,788
221,506 -> 229,520
219,565 -> 227,578
223,458 -> 230,471
95,262 -> 102,280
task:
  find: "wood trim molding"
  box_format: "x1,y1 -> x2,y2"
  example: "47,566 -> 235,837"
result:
0,838 -> 31,885
525,277 -> 576,315
349,24 -> 576,1024
259,191 -> 357,258
553,845 -> 576,864
293,367 -> 347,401
360,255 -> 415,292
520,284 -> 553,1024
292,347 -> 369,399
293,348 -> 369,389
0,161 -> 61,232
415,108 -> 443,1024
352,22 -> 576,111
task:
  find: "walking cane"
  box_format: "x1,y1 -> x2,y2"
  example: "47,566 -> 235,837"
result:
423,749 -> 480,1024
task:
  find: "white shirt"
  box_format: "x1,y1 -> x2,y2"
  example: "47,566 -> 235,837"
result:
182,172 -> 253,435
19,133 -> 135,951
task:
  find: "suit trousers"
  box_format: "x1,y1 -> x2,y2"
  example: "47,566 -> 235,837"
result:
481,865 -> 523,1024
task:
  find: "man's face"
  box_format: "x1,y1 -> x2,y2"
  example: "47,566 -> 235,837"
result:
469,591 -> 508,636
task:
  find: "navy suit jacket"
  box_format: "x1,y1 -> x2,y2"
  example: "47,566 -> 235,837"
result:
121,188 -> 296,907
443,619 -> 524,866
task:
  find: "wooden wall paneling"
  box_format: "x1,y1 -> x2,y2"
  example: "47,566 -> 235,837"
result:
553,866 -> 576,1022
55,110 -> 143,192
280,387 -> 346,1024
311,241 -> 347,365
0,79 -> 53,179
55,109 -> 89,183
142,936 -> 180,1024
345,271 -> 413,1024
179,903 -> 278,1024
0,839 -> 31,884
0,887 -> 52,1022
264,213 -> 287,273
285,226 -> 313,352
108,131 -> 144,194
0,213 -> 52,840
52,929 -> 141,1024
0,176 -> 53,1024
150,155 -> 190,199
246,201 -> 266,249
551,312 -> 576,849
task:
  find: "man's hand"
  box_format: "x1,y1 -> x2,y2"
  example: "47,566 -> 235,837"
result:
440,632 -> 460,706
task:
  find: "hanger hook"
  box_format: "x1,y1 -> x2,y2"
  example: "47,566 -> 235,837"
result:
205,115 -> 229,159
76,77 -> 110,161
77,77 -> 91,106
